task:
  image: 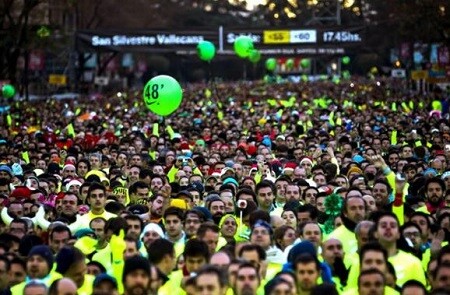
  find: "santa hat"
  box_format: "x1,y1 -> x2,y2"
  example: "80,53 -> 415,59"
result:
299,157 -> 313,165
247,145 -> 257,156
180,141 -> 190,150
10,186 -> 31,200
63,160 -> 76,171
283,162 -> 297,171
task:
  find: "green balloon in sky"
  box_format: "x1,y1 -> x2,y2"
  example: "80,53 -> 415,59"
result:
248,50 -> 261,63
234,36 -> 254,58
2,84 -> 15,98
265,58 -> 277,71
286,58 -> 294,69
143,75 -> 182,116
300,59 -> 310,68
342,56 -> 351,65
197,41 -> 216,62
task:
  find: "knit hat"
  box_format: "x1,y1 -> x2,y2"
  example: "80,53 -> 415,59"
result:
93,273 -> 118,289
0,165 -> 12,177
347,166 -> 363,177
56,247 -> 78,274
252,219 -> 273,236
10,186 -> 31,200
123,255 -> 151,281
140,223 -> 164,241
47,162 -> 61,175
222,177 -> 239,187
283,162 -> 297,172
287,240 -> 316,263
28,245 -> 54,269
65,179 -> 82,191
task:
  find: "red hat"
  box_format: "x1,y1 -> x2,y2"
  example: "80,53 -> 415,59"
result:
180,141 -> 190,150
55,192 -> 65,201
247,145 -> 257,156
283,162 -> 297,171
10,186 -> 31,200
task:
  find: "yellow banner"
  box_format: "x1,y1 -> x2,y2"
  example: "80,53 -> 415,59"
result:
263,30 -> 290,44
49,74 -> 67,85
410,70 -> 428,80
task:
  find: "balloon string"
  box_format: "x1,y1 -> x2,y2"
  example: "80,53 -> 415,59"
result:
208,62 -> 222,104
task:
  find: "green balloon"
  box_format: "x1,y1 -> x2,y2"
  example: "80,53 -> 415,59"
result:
342,56 -> 351,65
342,70 -> 351,79
234,36 -> 254,58
143,75 -> 182,116
286,58 -> 294,69
248,50 -> 261,63
197,41 -> 216,62
300,59 -> 310,68
265,58 -> 277,71
2,84 -> 15,98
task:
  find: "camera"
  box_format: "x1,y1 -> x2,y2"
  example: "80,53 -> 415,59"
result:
237,199 -> 247,209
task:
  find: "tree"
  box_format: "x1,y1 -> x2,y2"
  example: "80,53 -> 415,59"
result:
0,0 -> 42,84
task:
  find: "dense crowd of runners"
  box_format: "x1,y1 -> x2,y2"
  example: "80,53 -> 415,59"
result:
0,77 -> 449,295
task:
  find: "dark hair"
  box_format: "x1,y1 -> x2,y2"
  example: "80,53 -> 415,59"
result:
401,279 -> 427,294
104,217 -> 128,236
359,242 -> 388,265
255,180 -> 276,198
372,179 -> 392,194
298,221 -> 322,237
184,239 -> 209,260
163,206 -> 185,221
297,204 -> 318,221
49,225 -> 71,241
235,188 -> 257,204
302,186 -> 319,201
238,244 -> 267,261
237,261 -> 260,281
184,209 -> 206,223
10,218 -> 28,233
437,245 -> 450,265
147,239 -> 174,264
409,211 -> 432,230
294,253 -> 320,271
425,177 -> 446,195
128,181 -> 149,196
197,222 -> 219,239
400,221 -> 422,236
124,214 -> 144,231
310,283 -> 339,295
55,246 -> 85,274
358,268 -> 385,286
249,210 -> 271,228
195,265 -> 227,288
87,260 -> 106,273
274,225 -> 295,249
87,182 -> 106,198
0,255 -> 10,271
374,211 -> 399,228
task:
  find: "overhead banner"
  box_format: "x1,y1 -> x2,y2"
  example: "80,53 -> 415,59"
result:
222,26 -> 364,48
76,30 -> 219,52
76,26 -> 365,56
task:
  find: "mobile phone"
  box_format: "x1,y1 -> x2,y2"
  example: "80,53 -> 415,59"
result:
445,144 -> 450,152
